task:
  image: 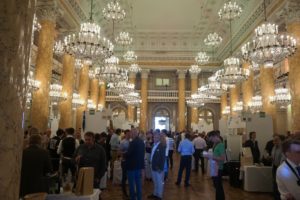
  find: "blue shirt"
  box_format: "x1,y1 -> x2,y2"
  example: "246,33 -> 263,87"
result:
178,139 -> 195,156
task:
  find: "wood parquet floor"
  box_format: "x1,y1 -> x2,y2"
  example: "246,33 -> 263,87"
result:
101,153 -> 273,200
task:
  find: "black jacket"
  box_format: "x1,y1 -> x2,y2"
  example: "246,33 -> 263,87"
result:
244,139 -> 260,163
125,137 -> 145,170
151,143 -> 166,172
20,145 -> 52,197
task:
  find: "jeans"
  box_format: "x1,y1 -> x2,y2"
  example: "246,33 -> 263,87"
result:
164,157 -> 168,180
212,170 -> 225,200
176,155 -> 192,185
121,161 -> 128,194
127,170 -> 142,200
152,170 -> 164,198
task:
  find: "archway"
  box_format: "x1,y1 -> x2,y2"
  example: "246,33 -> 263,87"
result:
154,108 -> 170,131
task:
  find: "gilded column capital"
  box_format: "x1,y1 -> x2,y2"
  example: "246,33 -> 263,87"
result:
36,0 -> 62,23
177,69 -> 187,79
190,73 -> 199,80
278,0 -> 300,24
141,69 -> 150,79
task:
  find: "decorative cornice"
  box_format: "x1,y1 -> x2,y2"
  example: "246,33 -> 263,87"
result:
278,0 -> 300,24
36,0 -> 61,23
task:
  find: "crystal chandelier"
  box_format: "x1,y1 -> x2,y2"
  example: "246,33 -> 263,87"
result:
241,0 -> 297,68
204,33 -> 223,47
189,65 -> 201,74
97,56 -> 128,84
115,32 -> 133,46
195,52 -> 209,65
87,99 -> 96,110
186,98 -> 204,108
111,81 -> 135,95
199,75 -> 227,96
270,88 -> 291,108
26,93 -> 32,108
27,71 -> 40,92
98,104 -> 104,111
72,93 -> 85,109
249,61 -> 260,71
233,101 -> 243,112
123,51 -> 137,63
218,1 -> 242,20
222,106 -> 231,115
120,91 -> 141,106
49,83 -> 67,105
128,63 -> 141,73
216,57 -> 250,84
74,59 -> 84,70
248,95 -> 263,112
55,0 -> 114,64
103,0 -> 126,21
33,15 -> 41,32
191,92 -> 220,104
89,68 -> 96,79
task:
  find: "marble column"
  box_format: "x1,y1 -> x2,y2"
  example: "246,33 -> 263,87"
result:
140,70 -> 149,132
220,93 -> 228,118
177,70 -> 187,132
190,72 -> 199,124
59,54 -> 75,129
98,81 -> 106,109
260,66 -> 277,132
0,1 -> 36,199
286,14 -> 300,131
230,85 -> 240,116
242,62 -> 254,110
128,72 -> 137,122
90,78 -> 99,109
31,3 -> 58,132
76,64 -> 89,131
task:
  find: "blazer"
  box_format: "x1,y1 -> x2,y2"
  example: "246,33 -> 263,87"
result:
151,143 -> 166,172
125,137 -> 145,170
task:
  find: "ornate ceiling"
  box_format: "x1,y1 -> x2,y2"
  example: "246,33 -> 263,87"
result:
55,0 -> 289,70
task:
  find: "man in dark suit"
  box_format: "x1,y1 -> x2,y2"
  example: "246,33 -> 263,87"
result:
244,131 -> 260,163
148,131 -> 166,200
20,133 -> 52,197
125,128 -> 145,200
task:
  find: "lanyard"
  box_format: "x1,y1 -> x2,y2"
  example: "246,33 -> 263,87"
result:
285,160 -> 300,186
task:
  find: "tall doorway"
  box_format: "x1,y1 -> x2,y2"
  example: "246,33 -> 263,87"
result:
154,109 -> 170,131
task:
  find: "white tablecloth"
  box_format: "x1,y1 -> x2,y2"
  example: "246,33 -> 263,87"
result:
243,165 -> 272,192
46,189 -> 100,200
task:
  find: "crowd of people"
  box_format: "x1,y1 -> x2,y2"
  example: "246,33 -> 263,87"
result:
20,126 -> 300,200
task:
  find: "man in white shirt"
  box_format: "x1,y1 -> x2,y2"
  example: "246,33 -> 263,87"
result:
109,128 -> 121,179
276,139 -> 300,200
192,133 -> 207,174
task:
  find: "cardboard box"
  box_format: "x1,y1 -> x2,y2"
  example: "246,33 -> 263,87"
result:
75,167 -> 94,196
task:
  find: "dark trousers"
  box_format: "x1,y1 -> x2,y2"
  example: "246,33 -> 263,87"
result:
61,158 -> 76,180
177,155 -> 192,185
168,150 -> 174,169
272,165 -> 281,200
212,170 -> 225,200
121,161 -> 128,194
193,149 -> 205,173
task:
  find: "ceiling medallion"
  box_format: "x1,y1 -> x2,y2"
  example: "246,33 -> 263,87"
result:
195,52 -> 209,65
241,0 -> 296,68
270,87 -> 291,108
204,33 -> 223,48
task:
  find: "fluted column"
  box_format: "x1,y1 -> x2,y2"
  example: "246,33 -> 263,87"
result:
76,64 -> 89,131
286,7 -> 300,131
59,54 -> 75,129
128,72 -> 136,122
230,85 -> 240,116
140,70 -> 149,132
31,3 -> 58,132
90,78 -> 99,109
221,93 -> 228,118
190,73 -> 199,124
260,66 -> 277,132
98,81 -> 106,109
0,1 -> 36,199
177,70 -> 187,131
242,62 -> 254,110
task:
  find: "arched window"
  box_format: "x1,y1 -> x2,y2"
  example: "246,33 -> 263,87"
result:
198,108 -> 214,124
